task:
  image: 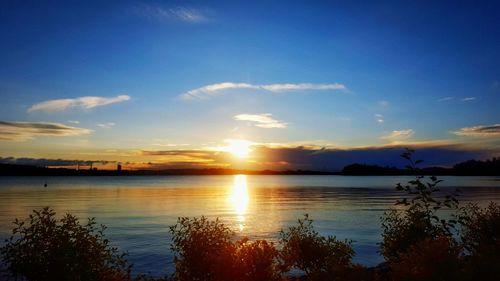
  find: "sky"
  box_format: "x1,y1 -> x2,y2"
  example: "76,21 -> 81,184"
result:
0,0 -> 499,171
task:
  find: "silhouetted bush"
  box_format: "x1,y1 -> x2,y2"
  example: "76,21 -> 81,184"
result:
380,149 -> 459,262
279,214 -> 355,281
388,235 -> 462,281
169,216 -> 282,281
380,206 -> 444,263
169,216 -> 238,281
381,149 -> 500,281
459,202 -> 500,281
236,238 -> 281,281
0,207 -> 131,281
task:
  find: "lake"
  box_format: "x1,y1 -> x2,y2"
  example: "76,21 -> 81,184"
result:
0,175 -> 499,276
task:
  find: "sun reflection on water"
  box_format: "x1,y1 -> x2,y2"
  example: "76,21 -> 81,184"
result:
229,174 -> 249,231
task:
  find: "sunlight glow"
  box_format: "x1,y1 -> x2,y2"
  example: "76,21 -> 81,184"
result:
229,175 -> 249,231
225,139 -> 252,158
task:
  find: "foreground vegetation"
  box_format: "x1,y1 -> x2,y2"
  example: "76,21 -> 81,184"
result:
1,150 -> 499,281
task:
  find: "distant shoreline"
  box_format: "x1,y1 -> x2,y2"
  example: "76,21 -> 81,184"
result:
1,162 -> 498,176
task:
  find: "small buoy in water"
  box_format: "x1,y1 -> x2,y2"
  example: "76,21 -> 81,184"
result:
44,183 -> 47,188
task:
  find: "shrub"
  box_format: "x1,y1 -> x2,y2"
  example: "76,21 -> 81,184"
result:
381,149 -> 500,280
169,216 -> 237,281
279,214 -> 354,281
0,207 -> 131,281
380,149 -> 459,262
380,206 -> 444,262
169,216 -> 282,281
459,202 -> 500,281
388,235 -> 462,281
236,238 -> 281,281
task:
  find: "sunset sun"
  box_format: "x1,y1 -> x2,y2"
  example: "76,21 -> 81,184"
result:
225,140 -> 252,158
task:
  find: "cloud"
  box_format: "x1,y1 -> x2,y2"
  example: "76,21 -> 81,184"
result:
138,142 -> 492,171
140,149 -> 230,166
491,81 -> 500,91
141,150 -> 219,159
461,97 -> 476,102
28,95 -> 130,113
381,129 -> 415,141
151,143 -> 191,147
0,157 -> 114,167
250,144 -> 491,171
97,122 -> 116,129
438,97 -> 454,102
68,120 -> 80,124
375,114 -> 384,124
0,121 -> 91,141
89,139 -> 498,171
452,124 -> 500,137
378,100 -> 389,107
234,113 -> 287,128
134,4 -> 208,23
181,82 -> 346,99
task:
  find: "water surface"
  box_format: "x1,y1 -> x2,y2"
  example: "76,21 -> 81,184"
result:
0,175 -> 499,276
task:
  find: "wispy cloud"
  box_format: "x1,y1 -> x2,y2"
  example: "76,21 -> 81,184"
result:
134,4 -> 208,23
181,82 -> 346,99
381,129 -> 415,141
452,124 -> 500,137
234,113 -> 287,128
375,114 -> 384,124
491,81 -> 500,91
28,95 -> 130,113
0,121 -> 91,141
68,120 -> 80,124
151,143 -> 191,147
461,97 -> 476,102
97,122 -> 116,129
0,157 -> 113,167
378,100 -> 389,107
141,150 -> 218,159
438,97 -> 454,102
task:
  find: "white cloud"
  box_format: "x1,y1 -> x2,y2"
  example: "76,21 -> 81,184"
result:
181,82 -> 346,99
135,4 -> 208,23
375,114 -> 384,124
68,120 -> 80,124
28,95 -> 130,113
381,129 -> 415,141
0,121 -> 91,141
97,122 -> 116,129
234,113 -> 287,128
452,124 -> 500,137
461,97 -> 476,102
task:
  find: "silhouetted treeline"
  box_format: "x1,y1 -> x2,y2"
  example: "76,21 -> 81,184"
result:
341,164 -> 404,175
1,157 -> 499,176
341,163 -> 448,175
0,164 -> 338,176
342,158 -> 500,176
453,158 -> 500,175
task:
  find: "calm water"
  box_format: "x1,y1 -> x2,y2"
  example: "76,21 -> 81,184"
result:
0,175 -> 499,276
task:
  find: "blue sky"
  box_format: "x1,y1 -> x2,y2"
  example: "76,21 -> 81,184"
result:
0,1 -> 499,170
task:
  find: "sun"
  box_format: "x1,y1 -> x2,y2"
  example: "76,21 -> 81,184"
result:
225,139 -> 252,158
